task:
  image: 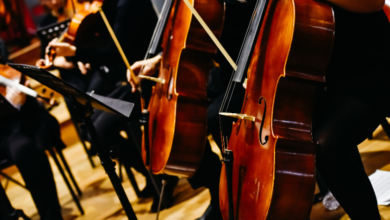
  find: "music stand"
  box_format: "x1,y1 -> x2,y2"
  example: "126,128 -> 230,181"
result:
8,63 -> 138,220
36,19 -> 71,42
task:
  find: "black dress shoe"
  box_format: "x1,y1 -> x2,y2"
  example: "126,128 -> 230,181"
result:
196,203 -> 223,220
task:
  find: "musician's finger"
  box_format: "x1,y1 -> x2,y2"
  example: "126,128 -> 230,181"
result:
130,61 -> 142,75
48,38 -> 59,45
77,62 -> 88,75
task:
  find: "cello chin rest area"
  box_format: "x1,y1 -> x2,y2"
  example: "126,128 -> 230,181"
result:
138,75 -> 165,84
219,112 -> 256,122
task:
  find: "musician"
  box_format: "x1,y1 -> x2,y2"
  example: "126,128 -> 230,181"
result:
128,1 -> 256,219
0,66 -> 63,219
43,0 -> 166,207
313,0 -> 389,219
39,0 -> 73,59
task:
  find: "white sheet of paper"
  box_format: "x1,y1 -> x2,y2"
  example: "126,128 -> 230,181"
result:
369,170 -> 390,205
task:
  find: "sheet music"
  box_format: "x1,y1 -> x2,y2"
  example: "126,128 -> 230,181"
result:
369,170 -> 390,205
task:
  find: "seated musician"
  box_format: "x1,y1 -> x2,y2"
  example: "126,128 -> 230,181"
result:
41,0 -> 172,210
0,62 -> 63,218
129,0 -> 390,219
312,0 -> 389,219
127,1 -> 256,219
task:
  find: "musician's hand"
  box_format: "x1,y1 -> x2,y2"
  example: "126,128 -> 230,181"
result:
49,39 -> 76,57
53,56 -> 76,69
5,86 -> 26,109
77,62 -> 91,75
127,55 -> 162,93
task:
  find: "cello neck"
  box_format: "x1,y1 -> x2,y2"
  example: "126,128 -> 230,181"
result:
145,0 -> 174,59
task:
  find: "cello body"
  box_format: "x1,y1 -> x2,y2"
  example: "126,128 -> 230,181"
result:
219,0 -> 335,219
144,0 -> 224,177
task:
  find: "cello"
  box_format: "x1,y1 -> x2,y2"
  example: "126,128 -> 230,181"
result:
144,0 -> 225,177
218,0 -> 335,219
36,0 -> 105,70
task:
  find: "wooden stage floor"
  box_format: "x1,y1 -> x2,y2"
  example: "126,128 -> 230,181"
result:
3,116 -> 390,219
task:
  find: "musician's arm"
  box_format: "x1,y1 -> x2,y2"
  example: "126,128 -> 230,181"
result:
324,0 -> 385,13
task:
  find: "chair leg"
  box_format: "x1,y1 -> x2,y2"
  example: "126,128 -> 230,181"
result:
72,118 -> 95,169
119,160 -> 123,183
47,148 -> 84,215
0,172 -> 26,190
122,161 -> 141,198
56,149 -> 82,197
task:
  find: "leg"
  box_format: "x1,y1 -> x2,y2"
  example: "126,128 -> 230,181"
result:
0,133 -> 63,220
314,93 -> 382,220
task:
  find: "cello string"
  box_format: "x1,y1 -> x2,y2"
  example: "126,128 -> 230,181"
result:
219,0 -> 260,115
134,0 -> 175,86
218,0 -> 260,149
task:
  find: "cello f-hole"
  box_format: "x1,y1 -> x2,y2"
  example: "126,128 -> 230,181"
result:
258,97 -> 268,145
167,66 -> 174,101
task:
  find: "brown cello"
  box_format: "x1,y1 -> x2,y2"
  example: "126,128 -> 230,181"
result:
218,0 -> 335,219
144,0 -> 225,177
36,0 -> 105,70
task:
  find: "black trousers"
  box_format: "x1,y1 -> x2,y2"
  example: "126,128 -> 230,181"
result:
188,84 -> 245,207
313,89 -> 383,220
90,83 -> 145,175
0,126 -> 62,220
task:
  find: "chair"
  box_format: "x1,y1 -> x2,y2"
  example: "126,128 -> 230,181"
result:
0,138 -> 84,215
0,178 -> 30,220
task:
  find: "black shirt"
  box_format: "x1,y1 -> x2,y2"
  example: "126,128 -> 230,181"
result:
75,0 -> 157,67
327,7 -> 390,113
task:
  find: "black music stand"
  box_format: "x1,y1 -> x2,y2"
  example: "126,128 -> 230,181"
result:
8,63 -> 138,220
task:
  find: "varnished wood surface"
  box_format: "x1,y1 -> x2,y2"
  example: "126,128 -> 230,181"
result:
1,125 -> 210,220
220,0 -> 334,219
3,101 -> 390,219
146,0 -> 225,177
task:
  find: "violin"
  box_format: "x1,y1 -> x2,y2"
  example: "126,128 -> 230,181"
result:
218,0 -> 335,219
0,64 -> 58,108
36,0 -> 105,70
143,0 -> 225,177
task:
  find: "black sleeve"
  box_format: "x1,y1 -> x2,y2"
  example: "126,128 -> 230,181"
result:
75,0 -> 157,65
